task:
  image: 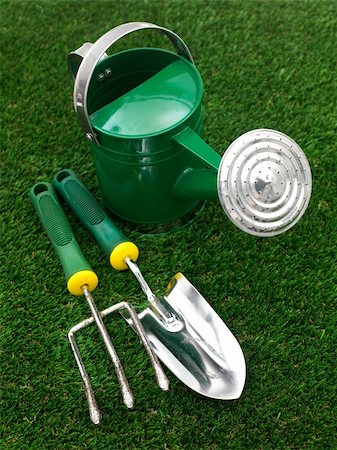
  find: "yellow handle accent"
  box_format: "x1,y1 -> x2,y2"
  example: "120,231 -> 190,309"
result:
67,270 -> 99,296
167,272 -> 183,290
109,241 -> 139,270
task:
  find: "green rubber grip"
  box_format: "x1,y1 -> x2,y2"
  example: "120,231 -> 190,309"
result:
29,182 -> 98,295
52,169 -> 129,259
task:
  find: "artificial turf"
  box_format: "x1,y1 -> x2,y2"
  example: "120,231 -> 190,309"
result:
1,1 -> 336,448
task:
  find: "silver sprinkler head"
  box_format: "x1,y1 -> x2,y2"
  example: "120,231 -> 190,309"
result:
217,129 -> 312,237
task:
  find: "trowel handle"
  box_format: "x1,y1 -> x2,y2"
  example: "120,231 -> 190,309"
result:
29,182 -> 98,296
53,169 -> 139,271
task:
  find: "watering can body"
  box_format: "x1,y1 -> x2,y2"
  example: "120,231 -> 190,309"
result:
86,48 -> 213,224
70,23 -> 219,225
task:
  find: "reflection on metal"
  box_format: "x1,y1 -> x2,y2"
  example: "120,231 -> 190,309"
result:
67,43 -> 109,81
124,273 -> 246,400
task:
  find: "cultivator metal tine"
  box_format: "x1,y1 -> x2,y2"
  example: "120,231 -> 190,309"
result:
68,321 -> 101,425
120,301 -> 169,392
68,300 -> 169,424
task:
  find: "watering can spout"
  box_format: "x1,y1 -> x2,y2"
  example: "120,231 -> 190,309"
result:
174,168 -> 218,201
173,127 -> 222,171
172,127 -> 220,202
172,127 -> 221,200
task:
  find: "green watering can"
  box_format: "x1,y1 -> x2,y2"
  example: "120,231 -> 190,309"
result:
68,22 -> 312,236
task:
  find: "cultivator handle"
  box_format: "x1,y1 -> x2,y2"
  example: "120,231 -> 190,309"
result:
29,182 -> 98,295
53,169 -> 139,270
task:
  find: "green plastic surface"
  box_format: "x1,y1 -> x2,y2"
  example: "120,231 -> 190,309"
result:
174,168 -> 218,200
29,182 -> 93,285
173,127 -> 222,170
53,169 -> 128,257
90,60 -> 202,138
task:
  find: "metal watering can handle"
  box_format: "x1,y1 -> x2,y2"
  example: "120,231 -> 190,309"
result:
72,22 -> 195,146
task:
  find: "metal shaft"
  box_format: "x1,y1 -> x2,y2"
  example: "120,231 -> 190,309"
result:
124,302 -> 169,391
82,285 -> 134,409
124,257 -> 174,322
124,257 -> 157,305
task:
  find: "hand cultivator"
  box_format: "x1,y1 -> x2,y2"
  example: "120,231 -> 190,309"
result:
30,183 -> 168,424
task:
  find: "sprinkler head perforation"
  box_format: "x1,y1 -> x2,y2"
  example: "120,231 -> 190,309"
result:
217,129 -> 312,237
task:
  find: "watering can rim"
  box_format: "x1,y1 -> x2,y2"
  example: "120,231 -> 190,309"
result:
89,49 -> 204,140
71,22 -> 196,146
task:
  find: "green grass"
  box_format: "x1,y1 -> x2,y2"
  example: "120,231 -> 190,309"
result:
1,1 -> 336,448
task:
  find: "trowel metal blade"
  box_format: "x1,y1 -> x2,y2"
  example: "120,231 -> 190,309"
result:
127,273 -> 246,400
